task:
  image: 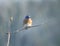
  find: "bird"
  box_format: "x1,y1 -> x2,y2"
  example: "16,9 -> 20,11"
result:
23,15 -> 32,29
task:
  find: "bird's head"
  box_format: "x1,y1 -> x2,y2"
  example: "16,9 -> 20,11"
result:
25,15 -> 31,19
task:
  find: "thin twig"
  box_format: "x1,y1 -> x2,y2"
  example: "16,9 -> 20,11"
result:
14,24 -> 41,33
7,32 -> 10,46
6,24 -> 41,34
6,16 -> 13,46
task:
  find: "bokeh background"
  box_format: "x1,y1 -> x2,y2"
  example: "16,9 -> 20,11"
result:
0,0 -> 60,46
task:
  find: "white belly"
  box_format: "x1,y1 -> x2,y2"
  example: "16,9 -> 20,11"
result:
24,23 -> 32,27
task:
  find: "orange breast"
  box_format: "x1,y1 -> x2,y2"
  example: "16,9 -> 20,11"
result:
23,18 -> 32,25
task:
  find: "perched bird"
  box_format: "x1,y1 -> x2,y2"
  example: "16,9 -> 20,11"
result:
23,15 -> 32,29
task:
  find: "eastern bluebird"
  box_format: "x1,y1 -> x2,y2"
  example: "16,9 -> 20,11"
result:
23,15 -> 32,29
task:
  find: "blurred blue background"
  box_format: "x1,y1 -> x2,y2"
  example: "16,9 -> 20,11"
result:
0,0 -> 60,46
